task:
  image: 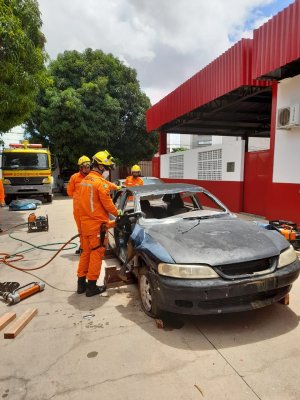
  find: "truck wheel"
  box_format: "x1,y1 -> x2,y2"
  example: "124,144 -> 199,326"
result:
45,194 -> 53,203
138,266 -> 161,318
5,195 -> 12,205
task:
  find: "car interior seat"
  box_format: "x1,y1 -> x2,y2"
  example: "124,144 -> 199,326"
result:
140,199 -> 154,218
163,193 -> 187,216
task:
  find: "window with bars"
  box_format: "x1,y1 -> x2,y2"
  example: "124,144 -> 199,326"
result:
197,149 -> 222,180
169,154 -> 184,178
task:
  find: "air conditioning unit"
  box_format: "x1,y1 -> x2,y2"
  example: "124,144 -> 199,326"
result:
277,103 -> 300,129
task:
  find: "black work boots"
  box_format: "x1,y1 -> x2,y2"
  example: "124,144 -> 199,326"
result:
86,280 -> 106,297
77,276 -> 87,294
75,247 -> 82,255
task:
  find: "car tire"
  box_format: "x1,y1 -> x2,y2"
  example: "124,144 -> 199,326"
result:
138,266 -> 161,318
5,195 -> 12,205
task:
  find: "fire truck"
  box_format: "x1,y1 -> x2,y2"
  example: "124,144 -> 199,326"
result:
1,140 -> 53,204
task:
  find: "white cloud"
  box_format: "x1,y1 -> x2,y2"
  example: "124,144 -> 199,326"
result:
38,0 -> 276,104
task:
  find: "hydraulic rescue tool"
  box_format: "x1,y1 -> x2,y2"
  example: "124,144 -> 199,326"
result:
0,282 -> 45,305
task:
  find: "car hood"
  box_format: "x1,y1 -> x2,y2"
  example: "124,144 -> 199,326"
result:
140,216 -> 289,265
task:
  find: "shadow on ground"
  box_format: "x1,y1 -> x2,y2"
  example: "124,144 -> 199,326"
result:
68,292 -> 109,312
113,284 -> 300,351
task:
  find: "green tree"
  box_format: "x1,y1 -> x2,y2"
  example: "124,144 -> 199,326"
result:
172,147 -> 187,153
26,49 -> 158,167
0,0 -> 47,133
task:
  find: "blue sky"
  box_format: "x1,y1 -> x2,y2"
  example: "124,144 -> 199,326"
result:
260,0 -> 294,15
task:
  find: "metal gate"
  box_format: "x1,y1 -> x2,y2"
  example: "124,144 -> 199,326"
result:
243,150 -> 271,217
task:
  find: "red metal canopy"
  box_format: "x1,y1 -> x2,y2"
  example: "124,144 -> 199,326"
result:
146,39 -> 269,132
252,0 -> 300,80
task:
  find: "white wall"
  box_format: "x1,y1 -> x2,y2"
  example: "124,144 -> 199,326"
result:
274,75 -> 300,183
161,141 -> 245,182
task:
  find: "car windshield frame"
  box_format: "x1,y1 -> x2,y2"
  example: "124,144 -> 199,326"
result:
2,152 -> 49,170
113,184 -> 230,222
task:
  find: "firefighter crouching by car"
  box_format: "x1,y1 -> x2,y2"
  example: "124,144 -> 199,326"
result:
76,150 -> 122,297
0,179 -> 5,233
67,156 -> 91,254
124,165 -> 144,187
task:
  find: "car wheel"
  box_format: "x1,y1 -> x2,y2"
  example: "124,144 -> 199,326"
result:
138,266 -> 161,318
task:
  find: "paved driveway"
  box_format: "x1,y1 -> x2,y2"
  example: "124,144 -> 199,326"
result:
0,196 -> 300,400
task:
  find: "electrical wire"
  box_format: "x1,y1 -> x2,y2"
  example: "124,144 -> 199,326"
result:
0,222 -> 28,233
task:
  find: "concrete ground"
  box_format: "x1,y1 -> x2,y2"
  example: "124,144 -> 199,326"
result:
1,196 -> 300,400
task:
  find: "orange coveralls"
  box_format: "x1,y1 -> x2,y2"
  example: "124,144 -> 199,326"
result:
67,172 -> 86,233
68,172 -> 118,233
0,180 -> 4,231
124,176 -> 144,187
77,171 -> 118,281
0,180 -> 4,204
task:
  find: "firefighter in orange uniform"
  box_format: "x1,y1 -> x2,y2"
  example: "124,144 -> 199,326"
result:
124,165 -> 144,187
67,156 -> 91,254
0,179 -> 5,233
77,150 -> 122,297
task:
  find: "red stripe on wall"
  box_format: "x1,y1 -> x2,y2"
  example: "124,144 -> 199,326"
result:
162,178 -> 244,213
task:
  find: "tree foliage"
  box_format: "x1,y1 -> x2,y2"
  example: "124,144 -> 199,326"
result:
26,49 -> 158,167
0,0 -> 47,133
172,147 -> 187,153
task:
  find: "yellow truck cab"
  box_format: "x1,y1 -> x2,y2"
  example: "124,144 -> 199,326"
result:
1,140 -> 53,204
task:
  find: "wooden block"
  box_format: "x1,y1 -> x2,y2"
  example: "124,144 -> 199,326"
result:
0,312 -> 16,331
279,294 -> 290,306
155,319 -> 164,329
4,308 -> 38,339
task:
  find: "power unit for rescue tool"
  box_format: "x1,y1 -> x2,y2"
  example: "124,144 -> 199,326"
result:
269,220 -> 300,250
28,213 -> 49,233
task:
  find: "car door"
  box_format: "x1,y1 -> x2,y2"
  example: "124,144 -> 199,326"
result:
108,190 -> 137,262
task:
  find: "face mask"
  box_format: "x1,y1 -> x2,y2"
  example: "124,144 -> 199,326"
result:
102,170 -> 109,179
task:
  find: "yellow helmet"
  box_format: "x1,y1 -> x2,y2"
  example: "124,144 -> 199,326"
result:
131,164 -> 141,172
78,155 -> 91,166
92,150 -> 115,167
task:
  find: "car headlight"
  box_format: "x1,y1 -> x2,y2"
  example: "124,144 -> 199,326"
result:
158,263 -> 219,279
42,176 -> 53,184
278,245 -> 297,268
3,179 -> 11,185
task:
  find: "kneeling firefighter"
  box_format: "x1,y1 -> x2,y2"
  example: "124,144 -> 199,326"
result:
76,150 -> 122,297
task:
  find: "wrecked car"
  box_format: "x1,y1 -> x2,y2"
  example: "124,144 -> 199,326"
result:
108,183 -> 300,318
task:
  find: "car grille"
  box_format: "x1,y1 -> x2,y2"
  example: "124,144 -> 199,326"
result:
214,256 -> 278,279
9,177 -> 44,186
197,286 -> 290,309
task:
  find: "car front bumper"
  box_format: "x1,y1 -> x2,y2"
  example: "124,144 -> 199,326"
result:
149,259 -> 300,315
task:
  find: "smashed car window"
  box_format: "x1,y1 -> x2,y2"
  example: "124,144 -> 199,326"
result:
139,190 -> 227,220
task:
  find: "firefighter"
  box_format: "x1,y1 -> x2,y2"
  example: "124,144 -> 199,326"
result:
77,150 -> 122,297
67,156 -> 91,254
124,165 -> 144,187
0,179 -> 5,233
